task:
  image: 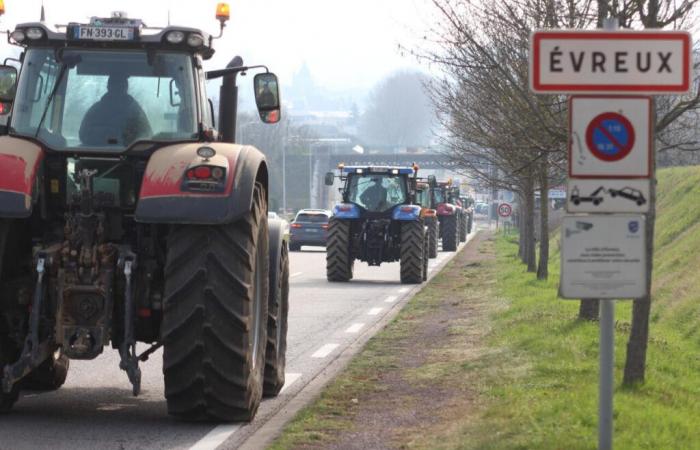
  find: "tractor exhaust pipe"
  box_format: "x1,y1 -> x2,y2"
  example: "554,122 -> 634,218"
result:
219,56 -> 243,144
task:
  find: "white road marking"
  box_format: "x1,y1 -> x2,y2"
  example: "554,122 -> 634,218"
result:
290,272 -> 303,278
368,307 -> 383,316
384,295 -> 398,303
311,343 -> 339,358
279,372 -> 302,394
189,425 -> 241,450
345,323 -> 365,333
397,287 -> 410,294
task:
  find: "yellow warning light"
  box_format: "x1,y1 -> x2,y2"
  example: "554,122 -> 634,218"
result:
412,162 -> 419,172
0,0 -> 5,16
216,3 -> 230,23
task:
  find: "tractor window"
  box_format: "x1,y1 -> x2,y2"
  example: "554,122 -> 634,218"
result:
10,48 -> 198,152
347,174 -> 408,212
433,188 -> 446,204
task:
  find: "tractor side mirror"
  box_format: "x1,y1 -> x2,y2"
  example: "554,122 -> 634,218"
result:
427,175 -> 437,187
254,72 -> 281,124
0,65 -> 17,102
324,172 -> 335,186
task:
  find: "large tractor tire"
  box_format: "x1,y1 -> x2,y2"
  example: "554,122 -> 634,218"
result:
467,213 -> 473,234
264,236 -> 289,397
326,219 -> 353,282
422,228 -> 429,282
400,220 -> 425,284
0,220 -> 22,412
427,218 -> 438,259
162,183 -> 269,422
441,215 -> 458,252
23,353 -> 69,391
459,212 -> 467,243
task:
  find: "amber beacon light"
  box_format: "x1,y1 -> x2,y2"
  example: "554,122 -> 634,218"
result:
216,3 -> 230,23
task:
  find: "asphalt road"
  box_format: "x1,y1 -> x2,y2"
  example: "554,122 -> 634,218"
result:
0,226 -> 477,450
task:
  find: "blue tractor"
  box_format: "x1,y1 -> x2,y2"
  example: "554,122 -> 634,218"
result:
323,165 -> 428,284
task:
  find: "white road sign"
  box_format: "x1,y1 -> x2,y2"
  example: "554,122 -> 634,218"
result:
567,179 -> 650,213
530,30 -> 692,94
560,215 -> 646,299
569,96 -> 651,178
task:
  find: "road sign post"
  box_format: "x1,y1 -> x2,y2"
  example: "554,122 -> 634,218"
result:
530,18 -> 691,450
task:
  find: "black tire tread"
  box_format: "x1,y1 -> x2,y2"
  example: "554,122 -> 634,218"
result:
263,242 -> 289,396
441,215 -> 458,251
326,219 -> 353,282
162,183 -> 269,422
427,218 -> 438,259
400,220 -> 424,284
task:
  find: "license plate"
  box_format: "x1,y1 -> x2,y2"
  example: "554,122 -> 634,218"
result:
74,26 -> 135,41
306,229 -> 318,233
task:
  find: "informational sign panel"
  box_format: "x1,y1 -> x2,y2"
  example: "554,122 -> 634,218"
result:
569,96 -> 651,178
530,30 -> 692,94
567,179 -> 650,213
498,203 -> 512,218
560,215 -> 646,299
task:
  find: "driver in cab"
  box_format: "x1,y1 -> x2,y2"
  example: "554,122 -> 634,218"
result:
79,74 -> 152,146
360,177 -> 388,211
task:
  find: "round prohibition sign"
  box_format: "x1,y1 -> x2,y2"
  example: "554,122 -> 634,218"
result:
585,112 -> 635,162
498,203 -> 512,218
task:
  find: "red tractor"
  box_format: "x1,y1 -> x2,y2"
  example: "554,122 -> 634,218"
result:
0,5 -> 289,422
433,179 -> 467,251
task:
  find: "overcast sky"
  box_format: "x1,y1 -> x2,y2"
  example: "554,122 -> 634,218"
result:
0,0 -> 435,92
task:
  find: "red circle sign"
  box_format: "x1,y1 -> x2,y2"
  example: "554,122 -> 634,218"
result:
498,203 -> 512,218
585,112 -> 635,162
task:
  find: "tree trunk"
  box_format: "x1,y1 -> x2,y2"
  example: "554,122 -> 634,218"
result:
578,299 -> 600,321
537,161 -> 549,280
524,174 -> 536,272
518,192 -> 526,262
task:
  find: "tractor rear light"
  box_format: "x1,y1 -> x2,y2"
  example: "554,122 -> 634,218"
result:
424,210 -> 437,217
10,30 -> 25,43
165,30 -> 185,44
194,166 -> 211,179
400,206 -> 416,213
337,205 -> 353,212
25,27 -> 44,40
187,33 -> 205,47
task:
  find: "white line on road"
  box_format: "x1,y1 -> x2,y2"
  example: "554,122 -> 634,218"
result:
345,323 -> 365,333
368,307 -> 383,316
279,373 -> 302,394
384,295 -> 398,303
311,343 -> 339,358
397,287 -> 410,294
290,272 -> 303,278
189,425 -> 241,450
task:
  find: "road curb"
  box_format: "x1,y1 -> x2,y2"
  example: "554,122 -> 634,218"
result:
225,229 -> 482,450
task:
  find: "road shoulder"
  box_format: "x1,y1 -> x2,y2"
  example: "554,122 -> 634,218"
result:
268,231 -> 498,449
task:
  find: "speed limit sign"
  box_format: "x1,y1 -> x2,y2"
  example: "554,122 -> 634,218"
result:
498,203 -> 512,218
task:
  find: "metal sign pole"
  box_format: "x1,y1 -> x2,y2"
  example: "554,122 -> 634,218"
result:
599,298 -> 614,450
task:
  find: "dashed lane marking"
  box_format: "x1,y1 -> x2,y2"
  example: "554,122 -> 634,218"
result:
384,295 -> 398,303
397,287 -> 410,294
368,307 -> 383,316
189,425 -> 241,450
279,373 -> 302,394
311,343 -> 339,358
345,323 -> 365,333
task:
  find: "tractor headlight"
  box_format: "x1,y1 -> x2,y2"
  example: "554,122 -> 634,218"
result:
25,27 -> 44,40
165,30 -> 185,44
10,30 -> 25,43
187,33 -> 204,47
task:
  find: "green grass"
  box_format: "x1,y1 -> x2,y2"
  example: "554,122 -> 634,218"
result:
463,166 -> 700,450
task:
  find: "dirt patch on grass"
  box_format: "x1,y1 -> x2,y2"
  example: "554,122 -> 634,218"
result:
275,231 -> 499,450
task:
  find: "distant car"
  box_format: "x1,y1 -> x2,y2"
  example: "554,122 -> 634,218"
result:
475,202 -> 489,215
608,187 -> 646,206
289,209 -> 332,251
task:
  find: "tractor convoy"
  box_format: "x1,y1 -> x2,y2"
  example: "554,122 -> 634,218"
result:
0,4 -> 289,422
324,165 -> 474,283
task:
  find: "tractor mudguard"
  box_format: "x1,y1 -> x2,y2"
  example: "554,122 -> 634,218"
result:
392,204 -> 421,221
332,203 -> 360,219
0,136 -> 43,219
135,142 -> 267,225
